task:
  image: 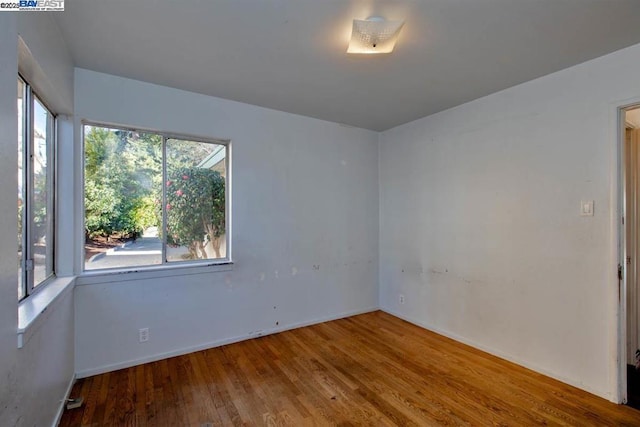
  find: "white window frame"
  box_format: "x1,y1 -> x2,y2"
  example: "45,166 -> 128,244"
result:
19,74 -> 57,300
81,122 -> 232,274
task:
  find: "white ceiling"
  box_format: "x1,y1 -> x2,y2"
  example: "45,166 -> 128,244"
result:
54,0 -> 640,131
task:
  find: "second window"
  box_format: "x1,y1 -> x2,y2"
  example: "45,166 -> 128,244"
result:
83,124 -> 229,271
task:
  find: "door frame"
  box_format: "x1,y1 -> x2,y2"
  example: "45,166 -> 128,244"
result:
617,100 -> 640,404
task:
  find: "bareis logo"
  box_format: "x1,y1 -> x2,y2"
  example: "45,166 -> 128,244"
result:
0,0 -> 64,11
20,0 -> 63,7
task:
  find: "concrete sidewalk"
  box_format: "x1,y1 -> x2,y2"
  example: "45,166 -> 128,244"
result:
85,227 -> 190,270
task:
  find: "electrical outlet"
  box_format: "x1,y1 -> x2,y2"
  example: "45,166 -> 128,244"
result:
139,327 -> 149,343
399,294 -> 405,304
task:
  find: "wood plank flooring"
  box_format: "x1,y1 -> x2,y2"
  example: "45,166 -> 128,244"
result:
60,311 -> 640,426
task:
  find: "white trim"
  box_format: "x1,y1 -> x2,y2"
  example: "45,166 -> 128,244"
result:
226,141 -> 232,263
52,374 -> 76,427
17,276 -> 75,347
161,135 -> 167,264
613,98 -> 640,404
616,103 -> 627,404
76,306 -> 379,378
76,262 -> 233,286
80,119 -> 230,146
381,308 -> 612,401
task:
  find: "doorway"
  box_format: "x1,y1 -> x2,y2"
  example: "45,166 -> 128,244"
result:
624,105 -> 640,409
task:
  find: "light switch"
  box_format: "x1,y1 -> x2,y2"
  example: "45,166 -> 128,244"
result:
580,200 -> 594,216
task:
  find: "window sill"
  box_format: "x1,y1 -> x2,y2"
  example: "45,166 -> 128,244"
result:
75,261 -> 234,286
17,276 -> 76,348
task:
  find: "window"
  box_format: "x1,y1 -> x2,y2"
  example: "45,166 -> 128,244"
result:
18,76 -> 56,300
83,124 -> 229,271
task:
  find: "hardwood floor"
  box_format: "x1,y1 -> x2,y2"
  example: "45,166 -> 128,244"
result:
60,311 -> 640,426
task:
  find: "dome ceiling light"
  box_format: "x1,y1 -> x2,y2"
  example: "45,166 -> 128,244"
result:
347,16 -> 405,54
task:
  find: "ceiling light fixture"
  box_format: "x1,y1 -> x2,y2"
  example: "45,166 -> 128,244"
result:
347,16 -> 404,54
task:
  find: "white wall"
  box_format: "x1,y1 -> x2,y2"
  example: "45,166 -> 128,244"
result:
0,15 -> 23,425
17,13 -> 74,115
0,13 -> 76,427
379,42 -> 640,401
73,69 -> 379,376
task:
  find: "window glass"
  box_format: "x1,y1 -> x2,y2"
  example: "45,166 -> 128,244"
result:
166,139 -> 226,262
18,79 -> 56,299
17,79 -> 24,300
84,127 -> 163,270
32,96 -> 53,286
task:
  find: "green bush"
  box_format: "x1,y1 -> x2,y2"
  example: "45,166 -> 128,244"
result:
131,196 -> 160,233
84,179 -> 119,238
165,167 -> 225,259
84,127 -> 162,239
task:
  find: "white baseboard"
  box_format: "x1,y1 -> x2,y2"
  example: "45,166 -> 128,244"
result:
381,307 -> 613,403
76,306 -> 379,378
52,373 -> 76,427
